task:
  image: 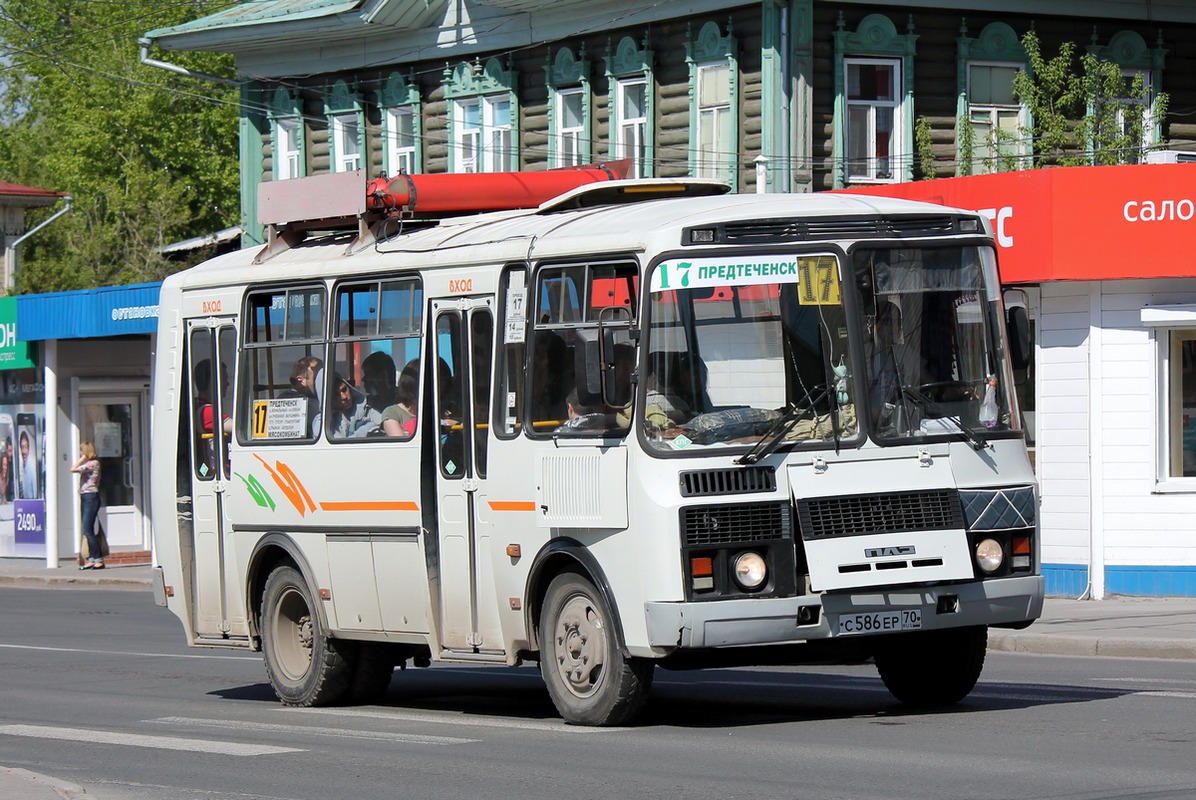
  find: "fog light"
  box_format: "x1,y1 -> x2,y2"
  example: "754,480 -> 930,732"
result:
975,538 -> 1004,573
733,551 -> 767,590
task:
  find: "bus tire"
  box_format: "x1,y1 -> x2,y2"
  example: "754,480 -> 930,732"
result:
260,565 -> 350,706
539,571 -> 653,726
873,625 -> 988,707
345,643 -> 397,704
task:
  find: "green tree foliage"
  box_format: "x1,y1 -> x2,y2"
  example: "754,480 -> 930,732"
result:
0,1 -> 239,293
1011,31 -> 1168,168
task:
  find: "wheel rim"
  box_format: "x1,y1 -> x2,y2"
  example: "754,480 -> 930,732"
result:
271,585 -> 314,682
552,592 -> 607,698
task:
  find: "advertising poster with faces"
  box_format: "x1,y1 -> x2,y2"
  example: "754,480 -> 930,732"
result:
0,368 -> 46,557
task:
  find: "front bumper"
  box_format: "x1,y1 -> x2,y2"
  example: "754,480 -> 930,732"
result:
643,575 -> 1043,649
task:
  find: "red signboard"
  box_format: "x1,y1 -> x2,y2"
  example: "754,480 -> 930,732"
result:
841,164 -> 1196,284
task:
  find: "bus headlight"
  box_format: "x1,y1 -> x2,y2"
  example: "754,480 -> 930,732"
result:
733,551 -> 767,590
975,538 -> 1005,574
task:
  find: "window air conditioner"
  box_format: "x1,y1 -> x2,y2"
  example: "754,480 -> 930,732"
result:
1144,150 -> 1196,164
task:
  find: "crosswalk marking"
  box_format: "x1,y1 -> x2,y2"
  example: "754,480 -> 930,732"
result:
152,716 -> 477,745
0,725 -> 301,756
280,705 -> 625,733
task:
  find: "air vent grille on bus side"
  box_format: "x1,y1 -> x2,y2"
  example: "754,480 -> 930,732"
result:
681,502 -> 791,547
679,466 -> 776,497
796,490 -> 963,540
686,215 -> 961,245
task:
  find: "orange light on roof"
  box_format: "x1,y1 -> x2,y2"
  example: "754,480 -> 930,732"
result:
691,556 -> 714,577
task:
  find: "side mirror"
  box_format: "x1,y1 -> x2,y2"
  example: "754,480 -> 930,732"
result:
573,326 -> 634,409
1006,304 -> 1031,371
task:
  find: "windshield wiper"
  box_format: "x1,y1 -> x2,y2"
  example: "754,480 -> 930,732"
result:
899,385 -> 989,451
736,386 -> 828,465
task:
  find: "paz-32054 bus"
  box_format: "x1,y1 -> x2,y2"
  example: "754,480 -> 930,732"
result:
151,169 -> 1042,726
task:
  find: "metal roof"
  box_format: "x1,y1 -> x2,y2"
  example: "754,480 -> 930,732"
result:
0,182 -> 65,208
145,1 -> 362,39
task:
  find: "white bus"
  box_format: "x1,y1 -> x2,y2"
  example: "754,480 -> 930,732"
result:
151,171 -> 1042,726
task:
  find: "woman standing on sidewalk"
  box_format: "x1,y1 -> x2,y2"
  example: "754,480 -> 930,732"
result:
70,442 -> 103,570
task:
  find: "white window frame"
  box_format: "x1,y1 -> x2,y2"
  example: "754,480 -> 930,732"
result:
555,87 -> 585,168
385,106 -> 417,175
1166,328 -> 1196,482
331,113 -> 361,173
453,94 -> 512,174
1116,68 -> 1156,156
695,62 -> 732,182
615,77 -> 648,178
1142,307 -> 1196,490
844,57 -> 903,183
967,61 -> 1026,174
276,118 -> 301,180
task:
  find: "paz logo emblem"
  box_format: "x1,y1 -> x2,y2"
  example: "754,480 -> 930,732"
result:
864,545 -> 916,558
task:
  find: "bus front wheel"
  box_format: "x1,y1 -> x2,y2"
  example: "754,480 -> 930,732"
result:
539,571 -> 653,726
260,565 -> 350,706
873,625 -> 988,707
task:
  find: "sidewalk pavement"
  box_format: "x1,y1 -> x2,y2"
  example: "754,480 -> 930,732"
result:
1,559 -> 1195,797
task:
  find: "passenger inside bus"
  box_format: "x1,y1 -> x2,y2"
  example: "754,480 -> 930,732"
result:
279,355 -> 323,436
381,359 -> 419,438
193,359 -> 233,438
360,351 -> 397,429
329,372 -> 377,438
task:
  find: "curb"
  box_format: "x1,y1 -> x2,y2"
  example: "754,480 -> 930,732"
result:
0,766 -> 86,798
0,574 -> 151,589
988,630 -> 1196,660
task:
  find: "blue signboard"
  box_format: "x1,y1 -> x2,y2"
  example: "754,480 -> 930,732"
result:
16,282 -> 161,340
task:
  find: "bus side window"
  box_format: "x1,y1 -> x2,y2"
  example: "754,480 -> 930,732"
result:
242,286 -> 326,442
329,278 -> 422,440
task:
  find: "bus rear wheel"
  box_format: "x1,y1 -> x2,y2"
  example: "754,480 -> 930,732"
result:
539,572 -> 653,726
260,565 -> 350,706
873,625 -> 988,707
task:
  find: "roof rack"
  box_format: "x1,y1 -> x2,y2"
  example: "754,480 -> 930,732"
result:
252,162 -> 634,264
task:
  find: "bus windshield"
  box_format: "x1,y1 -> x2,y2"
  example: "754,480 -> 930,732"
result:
856,244 -> 1020,446
644,253 -> 858,452
643,245 -> 1019,453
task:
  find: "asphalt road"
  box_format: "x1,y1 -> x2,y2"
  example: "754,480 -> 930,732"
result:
2,585 -> 1195,800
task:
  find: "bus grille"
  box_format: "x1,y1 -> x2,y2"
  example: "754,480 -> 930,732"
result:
796,490 -> 963,540
679,466 -> 776,497
692,215 -> 961,245
681,502 -> 790,547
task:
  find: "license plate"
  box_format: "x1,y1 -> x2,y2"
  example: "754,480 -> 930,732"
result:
837,609 -> 922,635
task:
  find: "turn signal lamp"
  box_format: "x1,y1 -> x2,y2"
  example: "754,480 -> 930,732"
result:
1011,534 -> 1032,571
691,556 -> 714,592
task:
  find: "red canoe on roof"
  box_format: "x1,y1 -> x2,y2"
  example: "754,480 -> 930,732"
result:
365,160 -> 632,215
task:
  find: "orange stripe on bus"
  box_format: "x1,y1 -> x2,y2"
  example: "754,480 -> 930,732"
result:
319,501 -> 419,512
488,501 -> 537,512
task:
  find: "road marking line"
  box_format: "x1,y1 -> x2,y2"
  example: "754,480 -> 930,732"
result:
152,716 -> 477,745
0,725 -> 301,756
280,706 -> 625,733
1134,690 -> 1196,700
0,643 -> 256,661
